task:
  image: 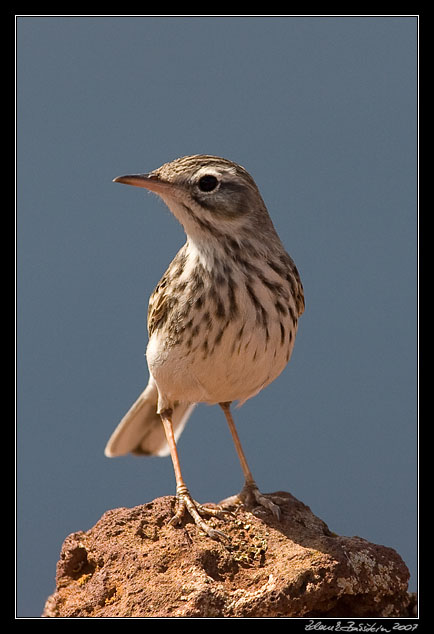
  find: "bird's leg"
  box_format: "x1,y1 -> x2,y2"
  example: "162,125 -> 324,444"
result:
219,402 -> 281,520
159,409 -> 228,540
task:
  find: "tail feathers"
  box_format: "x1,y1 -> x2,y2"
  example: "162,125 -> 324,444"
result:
104,381 -> 195,458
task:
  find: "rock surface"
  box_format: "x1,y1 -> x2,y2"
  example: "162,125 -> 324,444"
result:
43,492 -> 411,618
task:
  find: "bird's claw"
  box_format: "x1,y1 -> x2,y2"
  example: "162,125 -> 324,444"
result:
219,482 -> 282,520
169,485 -> 230,541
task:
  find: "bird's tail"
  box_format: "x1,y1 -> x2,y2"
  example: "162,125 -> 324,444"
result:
104,379 -> 195,457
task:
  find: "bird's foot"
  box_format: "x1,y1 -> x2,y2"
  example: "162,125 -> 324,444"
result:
169,484 -> 230,541
219,481 -> 282,520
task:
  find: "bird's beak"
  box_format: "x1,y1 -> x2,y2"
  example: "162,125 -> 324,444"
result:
113,173 -> 175,195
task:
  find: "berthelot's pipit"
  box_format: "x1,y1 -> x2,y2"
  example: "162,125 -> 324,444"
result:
105,155 -> 304,539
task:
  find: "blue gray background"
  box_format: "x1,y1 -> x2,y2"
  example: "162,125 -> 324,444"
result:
17,17 -> 417,617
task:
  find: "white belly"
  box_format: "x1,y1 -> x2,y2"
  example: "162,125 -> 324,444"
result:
146,281 -> 297,412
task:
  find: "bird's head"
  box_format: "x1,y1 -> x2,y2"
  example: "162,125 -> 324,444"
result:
113,154 -> 276,246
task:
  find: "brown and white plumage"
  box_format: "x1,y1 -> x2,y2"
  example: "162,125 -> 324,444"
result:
105,155 -> 304,536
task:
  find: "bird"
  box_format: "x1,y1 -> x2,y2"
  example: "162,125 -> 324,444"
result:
105,154 -> 304,539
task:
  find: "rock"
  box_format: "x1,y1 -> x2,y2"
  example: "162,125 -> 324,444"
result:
42,492 -> 411,617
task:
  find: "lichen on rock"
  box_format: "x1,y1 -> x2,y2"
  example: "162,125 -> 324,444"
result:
42,492 -> 412,618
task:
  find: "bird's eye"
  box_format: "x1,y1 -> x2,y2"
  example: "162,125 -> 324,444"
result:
198,175 -> 219,192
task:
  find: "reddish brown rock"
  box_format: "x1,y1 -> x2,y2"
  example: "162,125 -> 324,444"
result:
42,492 -> 411,617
